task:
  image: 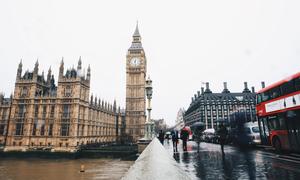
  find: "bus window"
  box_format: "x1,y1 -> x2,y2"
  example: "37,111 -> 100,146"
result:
256,94 -> 262,104
278,114 -> 286,130
295,77 -> 300,91
262,91 -> 270,102
268,116 -> 278,131
269,87 -> 281,99
281,80 -> 295,95
268,115 -> 286,130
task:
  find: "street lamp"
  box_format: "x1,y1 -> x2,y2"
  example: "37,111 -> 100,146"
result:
145,76 -> 154,139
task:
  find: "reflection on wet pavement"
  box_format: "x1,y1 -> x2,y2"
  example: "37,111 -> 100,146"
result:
164,140 -> 300,180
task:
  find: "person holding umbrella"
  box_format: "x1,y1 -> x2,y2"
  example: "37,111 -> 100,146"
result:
180,126 -> 189,151
191,122 -> 205,152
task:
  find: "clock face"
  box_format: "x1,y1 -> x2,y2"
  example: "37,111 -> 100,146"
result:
130,57 -> 141,67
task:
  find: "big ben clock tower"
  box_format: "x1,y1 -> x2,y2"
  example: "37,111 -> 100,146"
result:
125,24 -> 147,142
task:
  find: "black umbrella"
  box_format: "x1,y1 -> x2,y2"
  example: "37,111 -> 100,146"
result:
191,122 -> 205,132
191,122 -> 205,128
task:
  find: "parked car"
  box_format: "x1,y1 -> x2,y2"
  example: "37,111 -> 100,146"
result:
231,121 -> 261,146
202,128 -> 217,143
244,122 -> 261,145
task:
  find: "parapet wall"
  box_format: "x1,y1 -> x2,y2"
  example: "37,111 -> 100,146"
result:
122,138 -> 191,180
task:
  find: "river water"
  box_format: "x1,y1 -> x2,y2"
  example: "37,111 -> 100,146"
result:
0,158 -> 134,180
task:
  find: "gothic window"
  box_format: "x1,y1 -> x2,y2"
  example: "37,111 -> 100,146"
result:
35,89 -> 42,97
48,124 -> 53,136
50,105 -> 55,118
0,124 -> 5,135
65,86 -> 72,97
61,104 -> 71,136
42,106 -> 47,118
15,122 -> 24,136
21,87 -> 28,97
40,121 -> 45,136
18,104 -> 26,117
61,120 -> 70,136
32,121 -> 37,136
34,105 -> 39,118
2,109 -> 7,120
62,104 -> 71,118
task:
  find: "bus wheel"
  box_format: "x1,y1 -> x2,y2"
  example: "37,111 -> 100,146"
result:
273,137 -> 282,154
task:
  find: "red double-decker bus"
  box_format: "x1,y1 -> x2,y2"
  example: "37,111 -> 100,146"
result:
256,72 -> 300,153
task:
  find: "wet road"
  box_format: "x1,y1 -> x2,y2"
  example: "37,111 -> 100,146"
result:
0,158 -> 133,180
164,140 -> 300,180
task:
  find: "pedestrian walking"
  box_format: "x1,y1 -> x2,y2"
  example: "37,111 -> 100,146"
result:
171,130 -> 179,152
193,127 -> 202,152
181,127 -> 189,151
158,130 -> 165,145
217,123 -> 228,155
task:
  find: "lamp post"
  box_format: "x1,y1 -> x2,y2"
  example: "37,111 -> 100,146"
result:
145,76 -> 153,139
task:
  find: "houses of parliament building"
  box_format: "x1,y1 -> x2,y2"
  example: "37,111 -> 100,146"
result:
0,59 -> 124,152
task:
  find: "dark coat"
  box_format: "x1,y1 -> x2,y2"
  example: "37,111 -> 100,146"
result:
180,129 -> 189,141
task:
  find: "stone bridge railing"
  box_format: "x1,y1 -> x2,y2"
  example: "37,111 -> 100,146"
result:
122,138 -> 191,180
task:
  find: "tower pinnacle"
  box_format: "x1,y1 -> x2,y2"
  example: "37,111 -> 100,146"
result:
77,56 -> 82,70
133,22 -> 140,37
129,23 -> 143,50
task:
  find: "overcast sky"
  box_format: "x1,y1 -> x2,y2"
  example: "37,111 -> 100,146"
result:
0,0 -> 299,126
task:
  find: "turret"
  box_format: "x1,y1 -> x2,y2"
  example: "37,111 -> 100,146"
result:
222,82 -> 230,93
95,96 -> 98,106
242,82 -> 251,93
101,100 -> 104,109
251,86 -> 255,93
17,59 -> 22,80
261,81 -> 265,89
59,58 -> 64,78
47,67 -> 52,84
77,56 -> 82,77
87,65 -> 91,81
204,82 -> 212,93
50,75 -> 55,90
33,60 -> 39,76
90,94 -> 94,105
113,100 -> 117,113
77,56 -> 82,71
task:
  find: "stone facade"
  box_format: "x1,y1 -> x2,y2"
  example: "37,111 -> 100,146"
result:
0,59 -> 122,152
125,24 -> 147,142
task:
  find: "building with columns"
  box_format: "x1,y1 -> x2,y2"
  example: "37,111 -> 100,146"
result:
184,82 -> 257,129
0,59 -> 122,152
125,24 -> 147,142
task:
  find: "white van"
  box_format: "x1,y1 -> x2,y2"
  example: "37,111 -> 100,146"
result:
244,122 -> 261,145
